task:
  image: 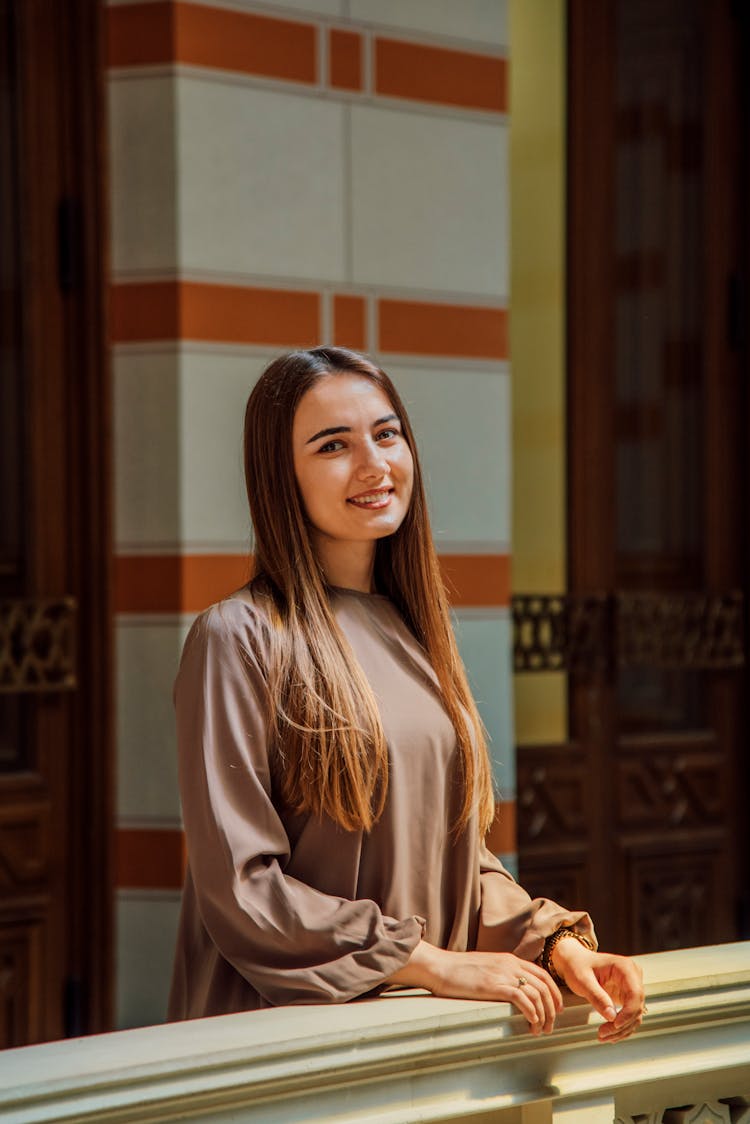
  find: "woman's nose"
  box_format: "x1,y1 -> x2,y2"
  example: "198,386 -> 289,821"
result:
356,440 -> 389,477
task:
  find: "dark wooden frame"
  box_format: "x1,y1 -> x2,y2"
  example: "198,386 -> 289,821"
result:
14,0 -> 113,1033
565,0 -> 750,948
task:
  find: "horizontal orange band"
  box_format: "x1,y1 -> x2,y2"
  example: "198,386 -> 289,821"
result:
115,553 -> 510,613
379,298 -> 508,360
333,294 -> 367,350
115,555 -> 252,614
110,281 -> 320,346
375,37 -> 507,113
438,553 -> 510,607
485,799 -> 517,856
117,827 -> 186,890
108,2 -> 317,84
329,28 -> 363,92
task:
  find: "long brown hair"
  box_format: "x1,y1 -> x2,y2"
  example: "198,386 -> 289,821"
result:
243,347 -> 495,835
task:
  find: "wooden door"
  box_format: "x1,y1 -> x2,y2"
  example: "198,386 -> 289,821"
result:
517,0 -> 750,954
0,0 -> 112,1043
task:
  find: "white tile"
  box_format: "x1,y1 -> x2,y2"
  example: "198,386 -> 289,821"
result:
109,76 -> 177,274
176,78 -> 347,282
388,364 -> 510,543
179,352 -> 265,547
452,613 -> 514,794
114,351 -> 181,547
116,620 -> 189,822
351,106 -> 508,296
349,0 -> 507,46
116,892 -> 181,1029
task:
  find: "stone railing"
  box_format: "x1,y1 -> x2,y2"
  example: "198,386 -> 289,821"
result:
0,943 -> 748,1123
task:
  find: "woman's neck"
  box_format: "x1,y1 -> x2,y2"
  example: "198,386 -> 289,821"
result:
312,534 -> 376,593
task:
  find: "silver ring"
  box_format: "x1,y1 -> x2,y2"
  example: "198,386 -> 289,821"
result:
517,975 -> 528,988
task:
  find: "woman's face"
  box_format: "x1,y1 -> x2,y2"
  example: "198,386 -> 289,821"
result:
292,372 -> 414,551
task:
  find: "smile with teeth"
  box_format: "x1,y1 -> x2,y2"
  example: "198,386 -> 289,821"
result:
347,488 -> 393,508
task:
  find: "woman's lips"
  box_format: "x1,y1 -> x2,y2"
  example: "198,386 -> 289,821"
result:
347,488 -> 393,509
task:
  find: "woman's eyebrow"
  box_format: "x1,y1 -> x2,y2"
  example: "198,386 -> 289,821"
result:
305,414 -> 399,445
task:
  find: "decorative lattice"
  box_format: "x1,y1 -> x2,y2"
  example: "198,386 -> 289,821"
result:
0,598 -> 76,693
513,591 -> 744,674
617,591 -> 744,670
512,594 -> 610,674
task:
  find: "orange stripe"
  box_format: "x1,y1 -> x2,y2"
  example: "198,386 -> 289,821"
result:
485,799 -> 517,856
117,828 -> 185,890
375,38 -> 507,113
108,2 -> 317,84
116,553 -> 509,613
110,281 -> 320,345
115,555 -> 252,613
329,28 -> 363,91
379,299 -> 508,360
439,554 -> 510,607
333,294 -> 367,350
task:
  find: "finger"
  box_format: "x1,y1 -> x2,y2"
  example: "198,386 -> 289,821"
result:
611,978 -> 645,1029
598,1012 -> 643,1043
525,982 -> 548,1033
521,961 -> 564,1011
574,971 -> 617,1023
502,985 -> 542,1034
524,976 -> 557,1032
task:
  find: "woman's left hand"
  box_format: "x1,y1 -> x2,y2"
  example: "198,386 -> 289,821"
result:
550,938 -> 645,1043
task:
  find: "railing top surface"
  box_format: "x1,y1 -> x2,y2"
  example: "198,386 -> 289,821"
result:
1,943 -> 748,1124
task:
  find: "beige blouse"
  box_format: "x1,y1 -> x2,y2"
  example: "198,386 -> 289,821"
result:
168,586 -> 595,1021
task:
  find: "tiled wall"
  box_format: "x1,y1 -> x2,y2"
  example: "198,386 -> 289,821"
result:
108,0 -> 513,1028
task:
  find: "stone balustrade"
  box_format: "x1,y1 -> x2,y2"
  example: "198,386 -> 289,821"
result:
0,943 -> 748,1123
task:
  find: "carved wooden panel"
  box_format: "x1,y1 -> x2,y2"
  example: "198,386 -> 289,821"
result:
628,848 -> 720,952
0,806 -> 50,889
617,748 -> 724,829
0,598 -> 76,693
518,862 -> 589,913
0,919 -> 42,1048
516,744 -> 589,845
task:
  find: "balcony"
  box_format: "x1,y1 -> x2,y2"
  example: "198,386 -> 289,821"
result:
0,943 -> 748,1124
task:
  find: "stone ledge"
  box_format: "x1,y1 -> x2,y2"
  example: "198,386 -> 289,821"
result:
0,943 -> 748,1124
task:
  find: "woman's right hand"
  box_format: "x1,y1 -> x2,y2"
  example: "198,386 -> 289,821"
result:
387,941 -> 563,1035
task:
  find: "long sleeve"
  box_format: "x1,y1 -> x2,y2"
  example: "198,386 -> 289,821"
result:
174,601 -> 423,1009
475,843 -> 597,961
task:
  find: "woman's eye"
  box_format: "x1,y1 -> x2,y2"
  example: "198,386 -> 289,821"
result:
376,428 -> 400,442
318,439 -> 344,453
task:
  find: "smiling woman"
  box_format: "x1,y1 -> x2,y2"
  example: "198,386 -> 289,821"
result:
167,347 -> 645,1043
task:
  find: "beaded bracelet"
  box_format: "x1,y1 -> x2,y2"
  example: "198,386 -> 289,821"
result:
536,927 -> 596,986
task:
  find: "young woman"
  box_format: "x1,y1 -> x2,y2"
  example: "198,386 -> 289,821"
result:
168,347 -> 644,1043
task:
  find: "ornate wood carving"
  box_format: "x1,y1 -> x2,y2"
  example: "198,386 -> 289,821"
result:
517,863 -> 589,913
629,850 -> 718,952
0,598 -> 76,693
617,749 -> 723,829
512,595 -> 610,673
513,591 -> 744,673
618,592 -> 744,670
517,745 -> 589,845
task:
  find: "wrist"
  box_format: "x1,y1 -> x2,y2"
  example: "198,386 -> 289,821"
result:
387,940 -> 448,990
538,927 -> 595,986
